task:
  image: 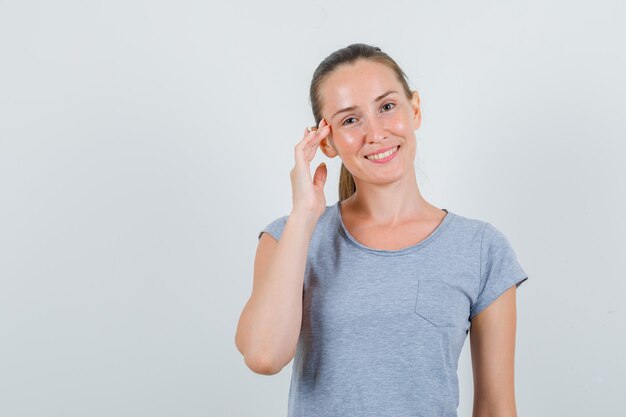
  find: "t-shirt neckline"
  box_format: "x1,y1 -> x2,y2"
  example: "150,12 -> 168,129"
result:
335,200 -> 455,256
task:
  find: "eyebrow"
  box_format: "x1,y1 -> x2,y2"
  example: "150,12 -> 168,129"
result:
330,90 -> 399,121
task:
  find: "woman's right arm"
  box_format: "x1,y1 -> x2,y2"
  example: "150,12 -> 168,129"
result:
235,118 -> 332,375
235,209 -> 318,375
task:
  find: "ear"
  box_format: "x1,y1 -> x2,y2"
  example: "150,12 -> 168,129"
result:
319,131 -> 339,158
411,90 -> 422,130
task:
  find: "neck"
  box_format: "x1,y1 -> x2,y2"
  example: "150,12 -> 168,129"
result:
344,170 -> 442,225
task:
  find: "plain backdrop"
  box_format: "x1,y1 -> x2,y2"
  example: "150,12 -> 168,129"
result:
1,0 -> 625,416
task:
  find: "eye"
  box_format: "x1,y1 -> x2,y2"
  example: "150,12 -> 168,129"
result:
341,103 -> 395,126
382,102 -> 395,111
341,117 -> 357,126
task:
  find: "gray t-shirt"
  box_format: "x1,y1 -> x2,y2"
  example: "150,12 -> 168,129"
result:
258,200 -> 528,417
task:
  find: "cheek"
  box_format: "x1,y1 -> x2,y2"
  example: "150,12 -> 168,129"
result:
334,131 -> 362,151
390,114 -> 410,131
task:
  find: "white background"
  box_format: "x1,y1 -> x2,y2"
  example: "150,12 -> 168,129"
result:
1,1 -> 624,416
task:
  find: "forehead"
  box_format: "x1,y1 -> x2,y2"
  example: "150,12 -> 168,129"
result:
320,60 -> 401,111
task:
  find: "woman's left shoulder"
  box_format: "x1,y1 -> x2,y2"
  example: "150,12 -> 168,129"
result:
441,209 -> 488,238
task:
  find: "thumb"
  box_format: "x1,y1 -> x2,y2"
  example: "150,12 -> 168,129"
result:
313,162 -> 327,188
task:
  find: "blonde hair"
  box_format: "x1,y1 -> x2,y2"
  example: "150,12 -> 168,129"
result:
309,43 -> 414,201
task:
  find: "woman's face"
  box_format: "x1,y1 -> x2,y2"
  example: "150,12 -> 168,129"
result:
319,59 -> 421,186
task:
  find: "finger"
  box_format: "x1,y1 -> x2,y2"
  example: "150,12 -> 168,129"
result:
306,118 -> 325,135
303,124 -> 331,152
296,121 -> 330,160
305,123 -> 329,142
296,125 -> 325,154
313,162 -> 327,188
305,123 -> 330,148
297,127 -> 317,148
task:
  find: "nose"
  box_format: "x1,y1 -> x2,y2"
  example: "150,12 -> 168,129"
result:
365,116 -> 388,143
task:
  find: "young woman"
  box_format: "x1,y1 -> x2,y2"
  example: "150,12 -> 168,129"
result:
236,43 -> 529,417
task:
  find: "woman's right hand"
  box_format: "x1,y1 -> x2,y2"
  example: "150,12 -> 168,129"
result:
289,118 -> 332,220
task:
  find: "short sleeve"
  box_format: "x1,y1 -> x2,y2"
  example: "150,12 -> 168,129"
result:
258,215 -> 289,241
469,222 -> 529,320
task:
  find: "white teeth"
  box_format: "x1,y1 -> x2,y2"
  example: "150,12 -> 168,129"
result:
366,146 -> 399,160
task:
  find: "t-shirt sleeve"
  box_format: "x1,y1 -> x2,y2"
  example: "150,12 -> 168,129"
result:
469,222 -> 529,320
258,215 -> 289,242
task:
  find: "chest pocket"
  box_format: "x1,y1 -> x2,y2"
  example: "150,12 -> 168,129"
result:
415,279 -> 468,327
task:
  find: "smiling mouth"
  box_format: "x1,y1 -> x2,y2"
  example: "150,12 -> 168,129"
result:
364,145 -> 400,161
